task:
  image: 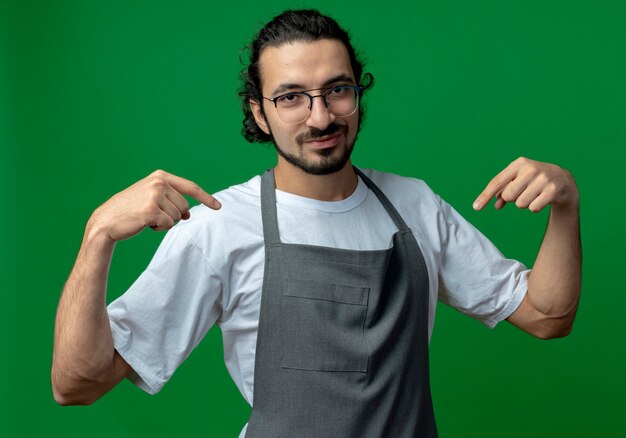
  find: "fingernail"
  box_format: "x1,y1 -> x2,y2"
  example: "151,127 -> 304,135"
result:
473,201 -> 481,210
213,199 -> 222,209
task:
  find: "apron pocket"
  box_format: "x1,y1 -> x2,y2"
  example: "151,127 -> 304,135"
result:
281,279 -> 369,372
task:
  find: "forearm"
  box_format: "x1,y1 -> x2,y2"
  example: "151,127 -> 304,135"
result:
516,202 -> 582,338
51,220 -> 124,403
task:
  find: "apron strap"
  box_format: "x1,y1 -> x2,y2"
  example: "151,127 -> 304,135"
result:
261,169 -> 281,245
260,166 -> 412,245
353,166 -> 411,232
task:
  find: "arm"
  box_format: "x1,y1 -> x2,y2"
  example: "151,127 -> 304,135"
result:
51,170 -> 221,405
52,226 -> 130,405
473,157 -> 581,339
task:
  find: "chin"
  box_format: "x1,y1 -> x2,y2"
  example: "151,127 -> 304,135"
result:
277,144 -> 352,176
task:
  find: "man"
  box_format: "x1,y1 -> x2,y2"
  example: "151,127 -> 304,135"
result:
51,9 -> 581,437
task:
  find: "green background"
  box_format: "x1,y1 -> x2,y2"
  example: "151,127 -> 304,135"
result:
1,0 -> 625,436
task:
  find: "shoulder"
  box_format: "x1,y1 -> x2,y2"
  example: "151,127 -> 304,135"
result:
159,174 -> 264,268
357,166 -> 451,249
178,174 -> 262,232
357,167 -> 442,210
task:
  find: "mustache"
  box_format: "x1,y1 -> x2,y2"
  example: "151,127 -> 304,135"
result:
296,123 -> 347,145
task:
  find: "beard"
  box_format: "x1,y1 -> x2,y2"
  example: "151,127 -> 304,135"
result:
271,123 -> 355,176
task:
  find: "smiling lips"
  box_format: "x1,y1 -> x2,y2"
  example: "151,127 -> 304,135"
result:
303,132 -> 342,149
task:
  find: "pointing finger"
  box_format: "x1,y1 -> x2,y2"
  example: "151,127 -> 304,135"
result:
473,162 -> 519,210
153,170 -> 222,210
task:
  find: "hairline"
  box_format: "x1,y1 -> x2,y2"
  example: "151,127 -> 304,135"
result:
255,37 -> 356,102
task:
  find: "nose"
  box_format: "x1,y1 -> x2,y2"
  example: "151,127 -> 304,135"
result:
305,95 -> 336,130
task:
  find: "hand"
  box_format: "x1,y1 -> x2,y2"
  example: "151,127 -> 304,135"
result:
473,157 -> 578,213
88,170 -> 221,242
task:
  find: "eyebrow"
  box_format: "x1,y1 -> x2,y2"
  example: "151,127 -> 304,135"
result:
271,73 -> 355,96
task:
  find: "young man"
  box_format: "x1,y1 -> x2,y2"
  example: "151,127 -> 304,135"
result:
51,9 -> 581,437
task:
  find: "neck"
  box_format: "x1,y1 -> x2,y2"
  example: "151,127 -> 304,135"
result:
274,158 -> 358,201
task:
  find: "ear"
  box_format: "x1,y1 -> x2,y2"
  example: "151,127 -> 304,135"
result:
249,99 -> 271,135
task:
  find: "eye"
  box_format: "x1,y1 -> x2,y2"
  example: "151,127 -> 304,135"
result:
326,86 -> 351,100
276,93 -> 304,107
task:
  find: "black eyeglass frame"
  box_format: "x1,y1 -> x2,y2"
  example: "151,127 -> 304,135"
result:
262,85 -> 365,122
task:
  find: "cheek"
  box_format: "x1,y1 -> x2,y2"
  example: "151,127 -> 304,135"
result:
266,117 -> 297,144
347,113 -> 359,137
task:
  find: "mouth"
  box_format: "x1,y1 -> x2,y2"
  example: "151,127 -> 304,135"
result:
302,132 -> 342,149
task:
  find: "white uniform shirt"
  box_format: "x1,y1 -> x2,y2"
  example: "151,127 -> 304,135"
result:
108,168 -> 529,408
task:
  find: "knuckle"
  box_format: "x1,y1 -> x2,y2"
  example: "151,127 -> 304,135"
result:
147,189 -> 160,203
164,216 -> 175,228
536,171 -> 548,183
526,165 -> 540,178
142,204 -> 160,217
501,193 -> 515,202
147,182 -> 167,198
500,188 -> 514,202
519,168 -> 537,182
150,169 -> 167,178
150,178 -> 168,189
153,217 -> 174,231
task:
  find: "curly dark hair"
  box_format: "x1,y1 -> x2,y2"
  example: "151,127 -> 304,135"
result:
239,9 -> 374,143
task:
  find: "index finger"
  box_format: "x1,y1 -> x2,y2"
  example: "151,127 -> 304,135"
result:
472,162 -> 519,211
161,171 -> 222,210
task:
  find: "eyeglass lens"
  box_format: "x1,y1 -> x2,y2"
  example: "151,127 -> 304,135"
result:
275,86 -> 359,124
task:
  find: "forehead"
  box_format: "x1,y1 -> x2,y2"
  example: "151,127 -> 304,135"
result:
258,39 -> 354,94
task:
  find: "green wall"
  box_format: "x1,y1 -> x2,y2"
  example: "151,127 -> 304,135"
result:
2,0 -> 624,436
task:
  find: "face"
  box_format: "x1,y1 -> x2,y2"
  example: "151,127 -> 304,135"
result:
250,39 -> 360,175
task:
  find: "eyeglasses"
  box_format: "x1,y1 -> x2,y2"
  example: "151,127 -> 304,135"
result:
263,85 -> 363,124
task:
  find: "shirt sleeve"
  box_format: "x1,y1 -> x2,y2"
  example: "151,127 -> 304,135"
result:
107,227 -> 223,394
436,198 -> 529,328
